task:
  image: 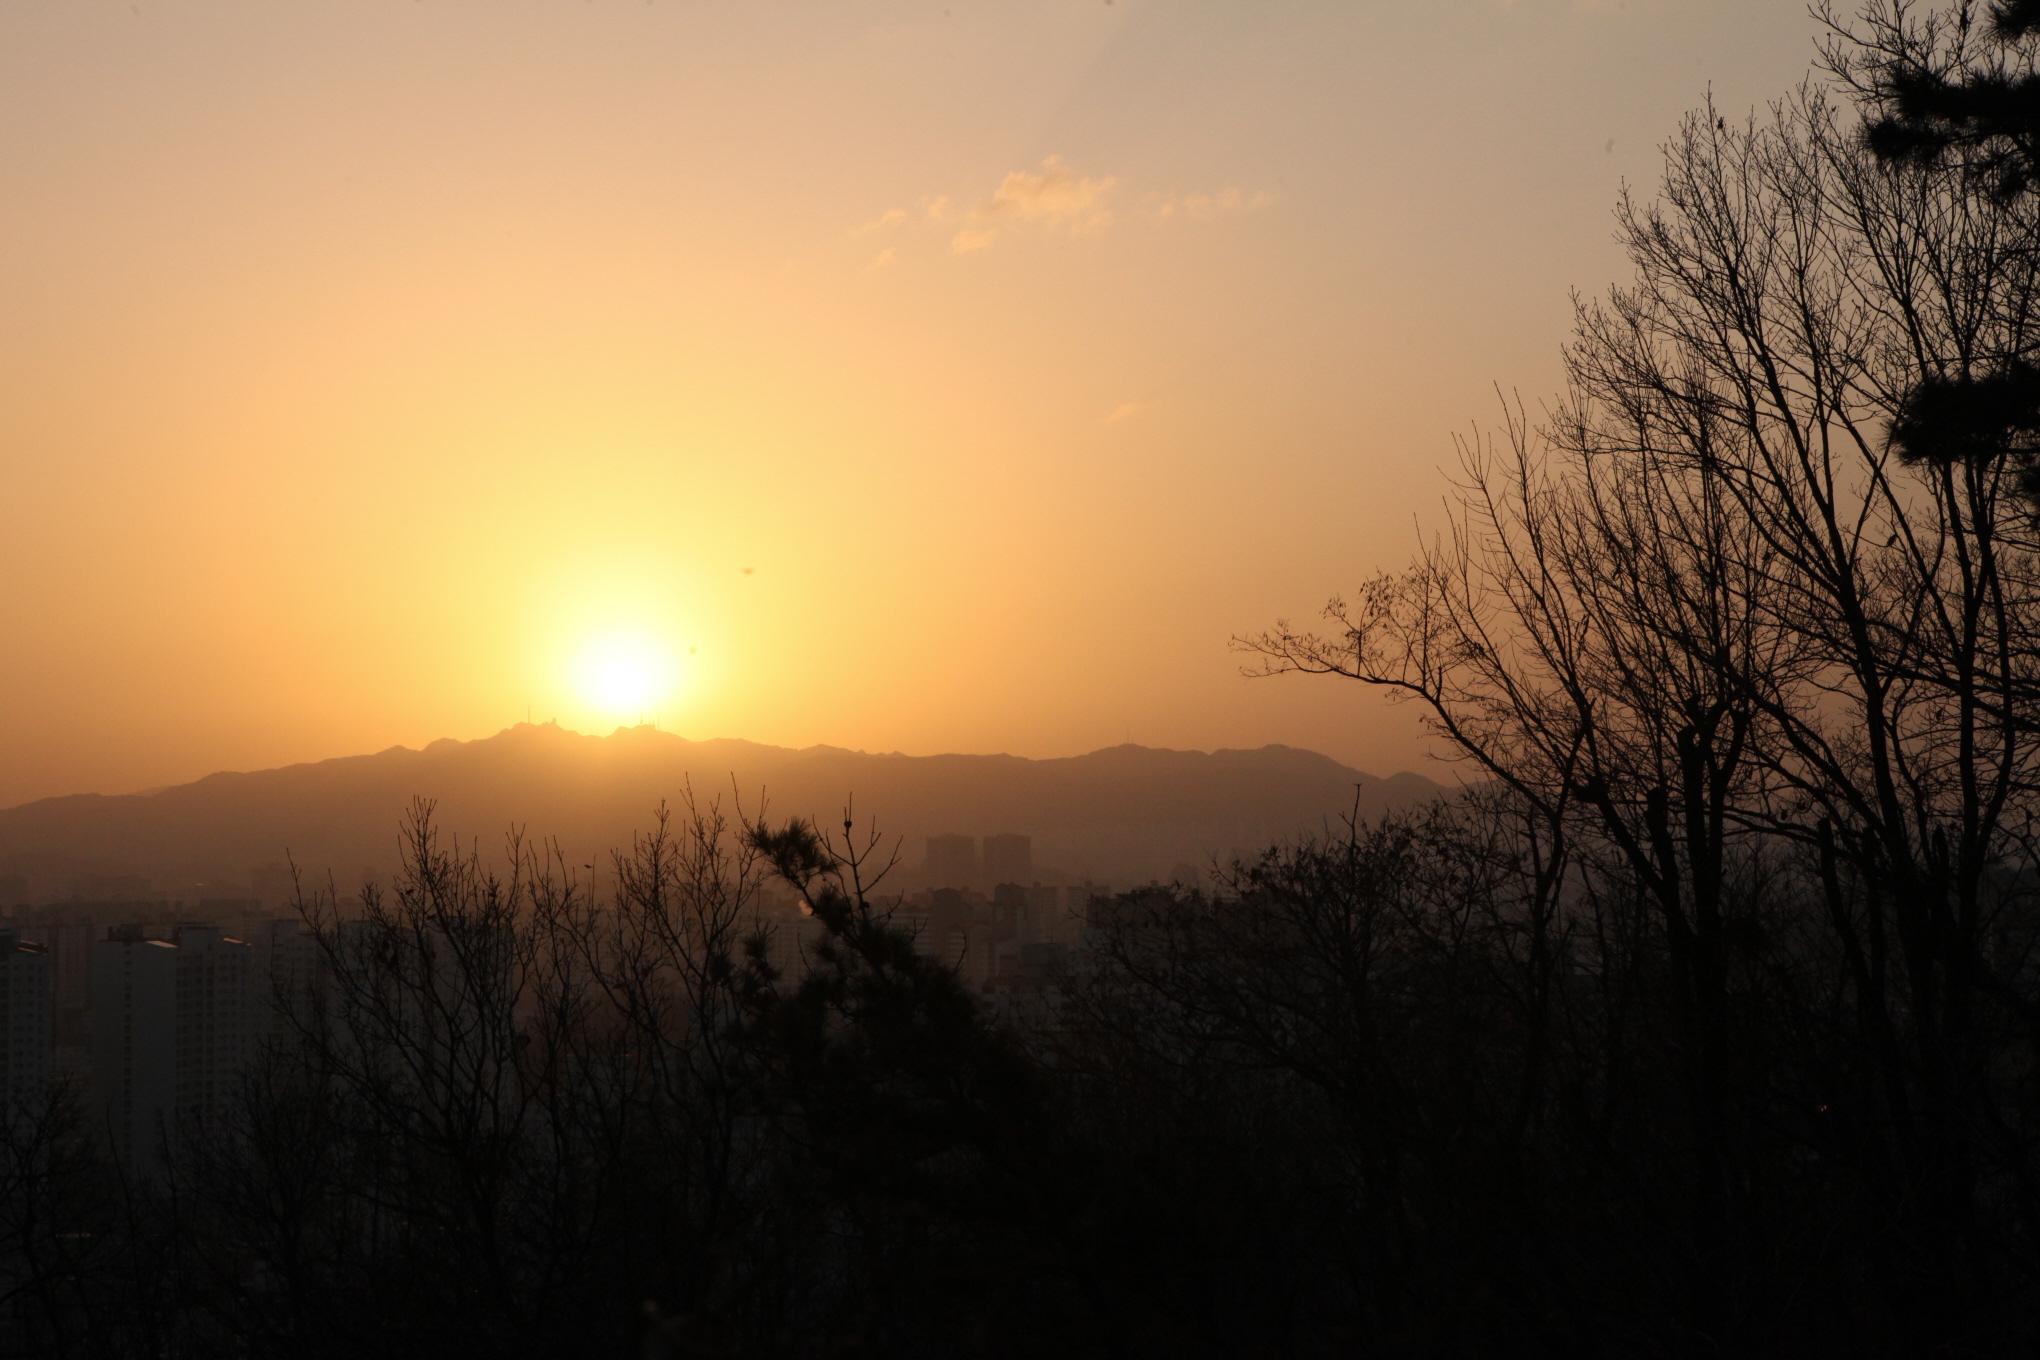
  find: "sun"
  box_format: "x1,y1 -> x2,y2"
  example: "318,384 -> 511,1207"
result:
572,628 -> 680,723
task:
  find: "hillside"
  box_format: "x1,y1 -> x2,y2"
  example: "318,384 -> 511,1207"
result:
0,724 -> 1450,906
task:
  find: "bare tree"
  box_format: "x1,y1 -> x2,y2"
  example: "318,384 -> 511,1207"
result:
1247,53 -> 2040,1350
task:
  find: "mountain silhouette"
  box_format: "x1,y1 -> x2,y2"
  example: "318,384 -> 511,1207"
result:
0,724 -> 1449,906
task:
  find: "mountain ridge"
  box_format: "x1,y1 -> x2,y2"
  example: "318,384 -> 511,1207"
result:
0,725 -> 1451,905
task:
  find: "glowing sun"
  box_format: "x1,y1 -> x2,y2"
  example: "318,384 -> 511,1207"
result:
573,629 -> 679,721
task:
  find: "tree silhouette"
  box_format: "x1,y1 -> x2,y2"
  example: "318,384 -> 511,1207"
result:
1248,46 -> 2040,1351
1833,2 -> 2040,493
1851,0 -> 2040,197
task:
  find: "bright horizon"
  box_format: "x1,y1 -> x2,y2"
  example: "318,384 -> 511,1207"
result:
1,1 -> 1827,808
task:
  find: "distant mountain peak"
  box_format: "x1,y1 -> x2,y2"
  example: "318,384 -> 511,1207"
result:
0,729 -> 1448,906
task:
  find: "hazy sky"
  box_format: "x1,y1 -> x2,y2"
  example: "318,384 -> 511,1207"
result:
0,0 -> 1833,808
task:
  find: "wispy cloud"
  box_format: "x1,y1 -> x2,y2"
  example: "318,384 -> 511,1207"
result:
858,156 -> 1268,260
1105,401 -> 1148,424
984,156 -> 1116,233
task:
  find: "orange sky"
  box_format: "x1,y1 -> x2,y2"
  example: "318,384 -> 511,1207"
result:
0,0 -> 1827,808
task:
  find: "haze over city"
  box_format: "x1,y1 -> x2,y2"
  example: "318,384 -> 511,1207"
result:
3,1 -> 1824,809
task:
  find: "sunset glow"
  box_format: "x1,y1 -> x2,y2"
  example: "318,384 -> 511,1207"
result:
573,629 -> 679,724
10,5 -> 2022,1349
0,1 -> 1825,807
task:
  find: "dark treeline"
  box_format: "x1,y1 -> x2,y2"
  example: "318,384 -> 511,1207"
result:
1,777 -> 2036,1358
9,2 -> 2040,1354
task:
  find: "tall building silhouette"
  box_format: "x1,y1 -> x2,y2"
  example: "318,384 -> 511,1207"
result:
245,918 -> 319,1040
93,926 -> 176,1172
0,931 -> 51,1110
170,924 -> 252,1136
46,922 -> 93,1055
93,922 -> 251,1174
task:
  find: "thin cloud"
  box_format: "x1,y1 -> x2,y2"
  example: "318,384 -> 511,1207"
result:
1106,401 -> 1148,424
984,155 -> 1116,233
860,158 -> 1268,260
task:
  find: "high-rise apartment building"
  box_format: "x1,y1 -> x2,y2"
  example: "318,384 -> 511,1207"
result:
92,922 -> 252,1174
1031,885 -> 1073,946
93,926 -> 177,1172
243,918 -> 320,1041
170,924 -> 252,1136
0,931 -> 51,1109
46,922 -> 94,1057
990,882 -> 1038,947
